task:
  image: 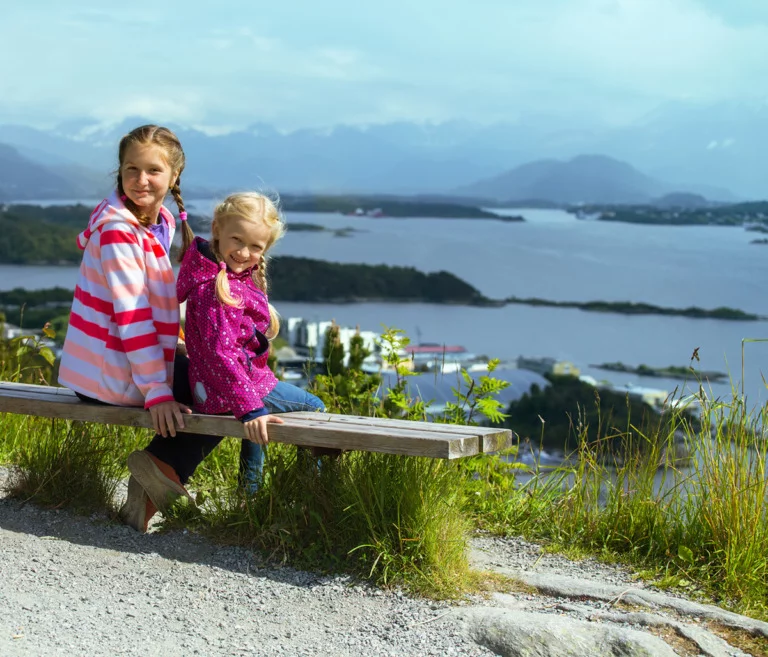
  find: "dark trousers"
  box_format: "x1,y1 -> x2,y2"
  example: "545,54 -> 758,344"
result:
143,355 -> 224,484
77,355 -> 224,485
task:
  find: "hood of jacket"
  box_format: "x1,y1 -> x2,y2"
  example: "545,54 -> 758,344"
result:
177,236 -> 258,303
77,190 -> 176,250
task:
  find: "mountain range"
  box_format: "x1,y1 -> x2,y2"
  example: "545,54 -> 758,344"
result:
457,155 -> 679,205
0,100 -> 765,202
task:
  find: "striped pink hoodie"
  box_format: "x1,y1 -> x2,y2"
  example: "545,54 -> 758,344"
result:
58,191 -> 180,408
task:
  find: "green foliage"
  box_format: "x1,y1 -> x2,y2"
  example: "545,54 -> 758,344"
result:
375,327 -> 429,421
166,440 -> 471,596
0,287 -> 73,338
505,374 -> 694,452
0,326 -> 55,384
321,322 -> 345,377
270,256 -> 489,305
4,418 -> 143,515
0,205 -> 89,264
347,328 -> 369,371
311,322 -> 382,416
468,381 -> 768,618
443,359 -> 509,425
10,316 -> 768,615
173,326 -> 515,596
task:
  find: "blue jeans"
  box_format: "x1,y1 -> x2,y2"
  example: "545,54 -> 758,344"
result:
240,381 -> 325,491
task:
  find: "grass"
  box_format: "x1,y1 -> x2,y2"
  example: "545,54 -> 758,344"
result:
2,415 -> 145,514
162,442 -> 472,598
4,326 -> 768,614
464,385 -> 768,618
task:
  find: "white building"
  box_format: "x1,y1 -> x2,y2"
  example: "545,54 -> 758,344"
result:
282,317 -> 380,367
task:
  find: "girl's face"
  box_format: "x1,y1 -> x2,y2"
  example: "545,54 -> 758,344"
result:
214,215 -> 272,274
120,143 -> 176,220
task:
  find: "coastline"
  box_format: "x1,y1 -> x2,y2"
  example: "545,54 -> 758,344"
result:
1,278 -> 763,323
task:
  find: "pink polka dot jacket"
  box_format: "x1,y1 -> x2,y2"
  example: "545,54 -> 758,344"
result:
177,237 -> 278,419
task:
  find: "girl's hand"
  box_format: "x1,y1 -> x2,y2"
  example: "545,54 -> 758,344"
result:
149,401 -> 192,437
243,414 -> 284,445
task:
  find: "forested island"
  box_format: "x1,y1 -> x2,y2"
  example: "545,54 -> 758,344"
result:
0,205 -> 362,265
592,361 -> 728,382
2,271 -> 761,338
503,296 -> 762,321
1,203 -> 762,328
570,200 -> 768,227
279,195 -> 519,220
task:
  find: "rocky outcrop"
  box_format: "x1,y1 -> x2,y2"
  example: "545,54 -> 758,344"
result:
453,537 -> 764,656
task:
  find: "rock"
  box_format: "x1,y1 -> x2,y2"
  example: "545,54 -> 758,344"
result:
507,570 -> 768,638
451,608 -> 678,657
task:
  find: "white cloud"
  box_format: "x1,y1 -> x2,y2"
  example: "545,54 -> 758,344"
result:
1,0 -> 768,129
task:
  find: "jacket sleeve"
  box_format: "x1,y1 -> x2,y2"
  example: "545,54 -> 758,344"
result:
99,223 -> 174,408
188,282 -> 270,418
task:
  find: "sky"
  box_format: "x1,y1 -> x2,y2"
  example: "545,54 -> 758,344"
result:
3,0 -> 768,132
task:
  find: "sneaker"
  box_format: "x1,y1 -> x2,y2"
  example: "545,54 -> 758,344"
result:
120,475 -> 157,533
126,450 -> 194,513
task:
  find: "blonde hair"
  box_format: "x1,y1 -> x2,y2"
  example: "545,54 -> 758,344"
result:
116,125 -> 194,255
208,192 -> 285,338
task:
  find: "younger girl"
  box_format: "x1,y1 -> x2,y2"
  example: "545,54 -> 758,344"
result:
59,124 -> 224,532
177,192 -> 326,490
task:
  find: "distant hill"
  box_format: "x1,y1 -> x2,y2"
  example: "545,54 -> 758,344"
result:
0,110 -> 749,200
455,155 -> 675,205
0,143 -> 83,201
650,192 -> 715,209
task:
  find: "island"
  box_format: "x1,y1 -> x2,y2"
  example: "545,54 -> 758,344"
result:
569,200 -> 768,228
1,203 -> 763,327
503,296 -> 763,321
592,361 -> 728,382
279,195 -> 522,221
288,222 -> 359,237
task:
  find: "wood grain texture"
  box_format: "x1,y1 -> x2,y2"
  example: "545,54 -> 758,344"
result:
0,382 -> 512,459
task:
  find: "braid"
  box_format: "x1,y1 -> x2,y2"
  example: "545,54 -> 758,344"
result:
171,177 -> 195,262
211,240 -> 242,308
253,258 -> 269,294
214,268 -> 241,307
254,259 -> 280,338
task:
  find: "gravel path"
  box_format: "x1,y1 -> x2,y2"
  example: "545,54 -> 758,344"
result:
2,478 -> 762,657
0,493 -> 494,657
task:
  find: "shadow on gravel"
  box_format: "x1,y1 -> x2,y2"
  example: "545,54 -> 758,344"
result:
0,494 -> 325,587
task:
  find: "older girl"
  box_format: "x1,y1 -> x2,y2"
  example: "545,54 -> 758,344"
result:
59,125 -> 221,532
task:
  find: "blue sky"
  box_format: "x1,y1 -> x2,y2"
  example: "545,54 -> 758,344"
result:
3,0 -> 768,131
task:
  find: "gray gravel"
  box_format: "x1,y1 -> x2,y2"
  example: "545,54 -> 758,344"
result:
470,532 -> 639,589
0,482 -> 498,657
2,479 -> 761,657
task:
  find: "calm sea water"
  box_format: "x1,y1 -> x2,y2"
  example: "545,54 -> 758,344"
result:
2,203 -> 766,404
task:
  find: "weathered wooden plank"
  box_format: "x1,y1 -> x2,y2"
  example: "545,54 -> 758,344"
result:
0,382 -> 482,458
0,386 -> 513,455
285,411 -> 514,453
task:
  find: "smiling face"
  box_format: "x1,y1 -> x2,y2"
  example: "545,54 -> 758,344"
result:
119,143 -> 177,222
214,214 -> 272,274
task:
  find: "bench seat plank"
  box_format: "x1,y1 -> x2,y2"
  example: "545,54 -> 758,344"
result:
284,411 -> 511,453
0,382 -> 513,459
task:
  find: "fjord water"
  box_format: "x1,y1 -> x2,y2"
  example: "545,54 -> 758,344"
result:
3,205 -> 766,403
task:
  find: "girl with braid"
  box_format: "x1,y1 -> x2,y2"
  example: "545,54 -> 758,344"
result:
176,192 -> 328,493
60,124 -> 225,532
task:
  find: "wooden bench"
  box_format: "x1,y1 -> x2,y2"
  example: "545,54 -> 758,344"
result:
0,382 -> 512,459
